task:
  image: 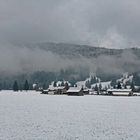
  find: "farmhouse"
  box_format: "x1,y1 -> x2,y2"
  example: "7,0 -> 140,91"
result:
41,90 -> 48,94
107,89 -> 133,96
83,89 -> 89,94
48,86 -> 67,94
67,87 -> 84,96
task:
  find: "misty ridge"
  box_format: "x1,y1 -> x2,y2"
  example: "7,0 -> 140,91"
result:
0,42 -> 140,76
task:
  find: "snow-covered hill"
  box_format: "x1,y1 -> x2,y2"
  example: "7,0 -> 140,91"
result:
76,73 -> 100,88
117,72 -> 133,85
75,73 -> 111,89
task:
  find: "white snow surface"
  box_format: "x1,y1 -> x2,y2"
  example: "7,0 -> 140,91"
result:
0,90 -> 140,140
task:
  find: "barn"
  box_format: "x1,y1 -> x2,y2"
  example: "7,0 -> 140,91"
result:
107,89 -> 133,96
41,90 -> 48,94
47,86 -> 67,95
67,87 -> 84,96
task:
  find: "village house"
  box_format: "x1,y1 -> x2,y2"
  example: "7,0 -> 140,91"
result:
41,90 -> 48,94
83,89 -> 89,94
41,80 -> 70,94
107,89 -> 133,96
67,87 -> 84,96
47,86 -> 67,94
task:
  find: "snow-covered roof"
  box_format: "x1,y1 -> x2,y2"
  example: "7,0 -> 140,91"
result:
48,86 -> 65,91
67,87 -> 81,93
43,90 -> 48,92
107,89 -> 132,92
83,89 -> 89,92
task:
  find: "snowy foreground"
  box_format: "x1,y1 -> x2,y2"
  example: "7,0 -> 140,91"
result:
0,91 -> 140,140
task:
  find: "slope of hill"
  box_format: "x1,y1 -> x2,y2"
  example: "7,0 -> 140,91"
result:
32,42 -> 140,59
35,42 -> 122,58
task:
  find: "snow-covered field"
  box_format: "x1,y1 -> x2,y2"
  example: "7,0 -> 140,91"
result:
0,91 -> 140,140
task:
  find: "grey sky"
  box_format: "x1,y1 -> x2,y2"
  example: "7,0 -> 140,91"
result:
0,0 -> 140,48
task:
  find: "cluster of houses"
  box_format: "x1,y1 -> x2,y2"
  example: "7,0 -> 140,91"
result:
40,81 -> 84,96
39,80 -> 135,96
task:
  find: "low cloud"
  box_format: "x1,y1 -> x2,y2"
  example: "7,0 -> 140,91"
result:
0,43 -> 140,76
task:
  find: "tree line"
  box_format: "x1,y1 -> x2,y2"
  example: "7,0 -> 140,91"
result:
13,80 -> 29,92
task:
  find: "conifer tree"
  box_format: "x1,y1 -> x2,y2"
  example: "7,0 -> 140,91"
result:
53,81 -> 57,87
65,82 -> 69,90
85,80 -> 91,89
99,83 -> 102,91
24,80 -> 29,91
61,81 -> 64,86
43,83 -> 46,89
0,83 -> 2,91
90,77 -> 97,84
130,81 -> 135,92
13,80 -> 19,92
94,84 -> 99,94
104,86 -> 108,91
117,81 -> 122,89
94,84 -> 98,91
124,84 -> 127,89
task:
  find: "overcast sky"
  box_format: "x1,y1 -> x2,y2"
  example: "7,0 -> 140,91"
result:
0,0 -> 140,48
